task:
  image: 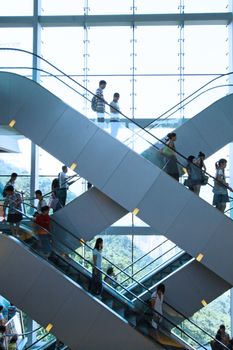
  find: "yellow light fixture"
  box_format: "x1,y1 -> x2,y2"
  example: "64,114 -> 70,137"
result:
196,253 -> 204,262
201,299 -> 208,307
132,208 -> 139,216
45,323 -> 53,332
80,238 -> 85,245
9,119 -> 16,128
70,162 -> 77,170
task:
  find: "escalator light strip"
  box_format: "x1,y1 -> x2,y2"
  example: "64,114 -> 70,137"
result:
132,208 -> 139,215
9,119 -> 16,127
196,253 -> 204,262
70,162 -> 77,170
45,323 -> 53,332
201,299 -> 207,307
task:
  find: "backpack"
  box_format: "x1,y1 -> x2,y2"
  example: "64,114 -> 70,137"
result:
91,95 -> 97,111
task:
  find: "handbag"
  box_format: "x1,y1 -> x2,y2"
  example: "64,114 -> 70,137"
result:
201,174 -> 209,185
184,178 -> 193,187
161,145 -> 173,158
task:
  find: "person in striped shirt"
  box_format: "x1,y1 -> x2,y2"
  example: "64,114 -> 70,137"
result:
96,80 -> 107,123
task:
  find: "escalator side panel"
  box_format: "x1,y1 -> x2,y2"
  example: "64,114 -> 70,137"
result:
71,128 -> 131,191
164,260 -> 230,318
137,171 -> 233,285
41,108 -> 98,166
5,74 -> 67,146
101,147 -> 161,210
191,104 -> 233,157
175,98 -> 233,159
0,235 -> 157,350
1,72 -> 233,287
52,187 -> 128,247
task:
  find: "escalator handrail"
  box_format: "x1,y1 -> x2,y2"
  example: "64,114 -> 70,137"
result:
3,232 -> 210,350
23,333 -> 55,350
0,52 -> 230,347
121,249 -> 185,289
1,47 -> 233,132
0,206 -> 219,350
14,201 -> 175,298
119,243 -> 180,286
4,326 -> 43,337
0,172 -> 80,202
1,48 -> 232,197
163,300 -> 229,350
0,204 -> 154,304
16,199 -> 231,349
20,174 -> 80,203
146,83 -> 233,133
3,66 -> 233,194
114,238 -> 169,278
47,248 -> 208,350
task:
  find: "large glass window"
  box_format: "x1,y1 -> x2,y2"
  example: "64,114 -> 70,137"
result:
0,28 -> 33,76
184,0 -> 229,13
0,0 -> 33,16
40,27 -> 85,110
136,0 -> 179,14
184,25 -> 229,117
0,138 -> 31,198
41,27 -> 84,75
38,148 -> 85,204
88,0 -> 132,15
0,1 -> 232,337
41,0 -> 83,15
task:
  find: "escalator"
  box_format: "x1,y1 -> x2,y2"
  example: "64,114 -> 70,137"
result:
1,71 -> 233,294
121,251 -> 193,302
141,92 -> 233,166
0,225 -> 225,350
3,205 -> 229,321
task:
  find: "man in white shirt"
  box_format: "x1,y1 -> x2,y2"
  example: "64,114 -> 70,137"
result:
35,190 -> 47,215
110,92 -> 120,138
58,165 -> 68,206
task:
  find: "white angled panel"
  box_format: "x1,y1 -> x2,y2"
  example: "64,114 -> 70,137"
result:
81,306 -> 156,350
52,188 -> 128,247
137,172 -> 193,233
201,217 -> 233,285
175,119 -> 214,160
51,287 -> 107,348
165,261 -> 230,317
217,93 -> 233,123
76,128 -> 130,189
0,242 -> 46,305
0,235 -> 18,267
13,86 -> 67,145
192,104 -> 233,154
102,151 -> 161,211
165,195 -> 225,256
41,108 -> 98,166
20,264 -> 75,326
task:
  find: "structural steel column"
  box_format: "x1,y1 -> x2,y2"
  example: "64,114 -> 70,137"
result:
30,0 -> 41,210
228,0 -> 233,337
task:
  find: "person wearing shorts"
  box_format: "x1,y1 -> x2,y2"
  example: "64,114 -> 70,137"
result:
3,185 -> 22,237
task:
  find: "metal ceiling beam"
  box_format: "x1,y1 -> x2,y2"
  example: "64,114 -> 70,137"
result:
0,12 -> 232,28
